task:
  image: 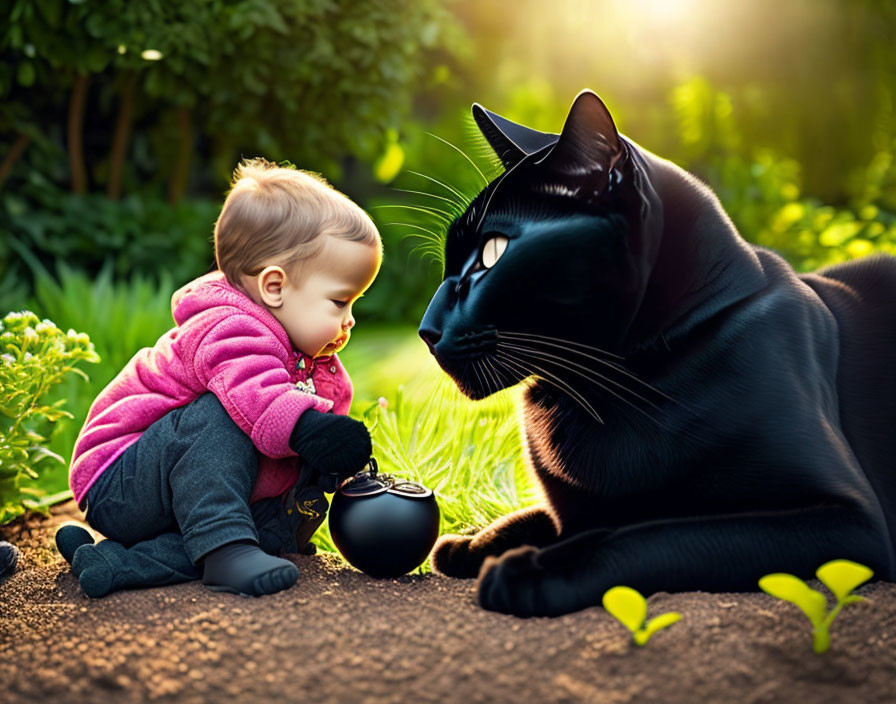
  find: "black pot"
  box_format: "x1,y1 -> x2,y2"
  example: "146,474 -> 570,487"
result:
328,458 -> 440,578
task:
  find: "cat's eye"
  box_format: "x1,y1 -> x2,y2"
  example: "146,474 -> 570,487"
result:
480,234 -> 509,269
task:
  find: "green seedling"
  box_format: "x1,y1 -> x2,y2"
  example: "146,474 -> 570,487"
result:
758,559 -> 873,654
602,586 -> 682,646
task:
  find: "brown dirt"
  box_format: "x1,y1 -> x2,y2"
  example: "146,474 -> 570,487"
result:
2,500 -> 895,704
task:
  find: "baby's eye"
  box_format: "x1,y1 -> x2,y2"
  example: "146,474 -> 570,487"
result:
331,300 -> 347,308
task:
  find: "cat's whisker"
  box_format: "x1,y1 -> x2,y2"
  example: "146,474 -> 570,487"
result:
480,355 -> 503,395
500,342 -> 671,431
488,357 -> 509,395
390,187 -> 465,213
371,204 -> 455,225
382,222 -> 445,243
482,358 -> 497,396
497,330 -> 626,361
496,350 -> 604,424
497,333 -> 677,405
498,341 -> 664,412
384,220 -> 445,262
499,333 -> 634,380
487,356 -> 516,393
464,359 -> 480,397
499,343 -> 714,445
406,170 -> 470,205
424,132 -> 489,186
471,358 -> 491,396
497,351 -> 605,425
471,357 -> 488,395
408,242 -> 444,266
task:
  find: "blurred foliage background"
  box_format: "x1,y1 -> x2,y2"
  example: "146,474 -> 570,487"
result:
2,0 -> 896,524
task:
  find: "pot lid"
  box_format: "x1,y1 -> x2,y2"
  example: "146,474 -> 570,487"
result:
337,457 -> 433,499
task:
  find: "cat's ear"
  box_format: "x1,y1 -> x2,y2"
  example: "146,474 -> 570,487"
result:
539,90 -> 623,178
472,103 -> 560,169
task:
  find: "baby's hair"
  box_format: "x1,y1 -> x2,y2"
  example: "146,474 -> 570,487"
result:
214,157 -> 382,292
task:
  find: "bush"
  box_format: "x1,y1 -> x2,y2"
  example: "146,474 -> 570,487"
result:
0,171 -> 218,291
0,310 -> 99,524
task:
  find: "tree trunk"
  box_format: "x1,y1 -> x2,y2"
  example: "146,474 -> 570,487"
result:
0,132 -> 31,191
167,105 -> 192,204
68,73 -> 90,194
107,72 -> 137,199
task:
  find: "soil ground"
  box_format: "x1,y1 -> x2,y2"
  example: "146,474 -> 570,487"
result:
2,500 -> 895,704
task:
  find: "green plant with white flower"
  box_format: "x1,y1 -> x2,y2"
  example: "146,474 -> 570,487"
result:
0,310 -> 99,524
758,559 -> 874,654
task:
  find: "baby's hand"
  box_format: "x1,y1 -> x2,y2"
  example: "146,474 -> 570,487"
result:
289,409 -> 372,486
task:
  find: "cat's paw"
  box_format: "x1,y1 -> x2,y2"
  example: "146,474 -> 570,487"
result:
430,534 -> 481,578
476,545 -> 544,617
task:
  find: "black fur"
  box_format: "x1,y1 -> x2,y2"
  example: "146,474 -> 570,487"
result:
418,90 -> 896,617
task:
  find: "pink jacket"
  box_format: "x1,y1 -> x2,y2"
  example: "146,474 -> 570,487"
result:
69,271 -> 353,509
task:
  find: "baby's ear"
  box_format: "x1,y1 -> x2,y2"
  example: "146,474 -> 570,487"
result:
258,266 -> 286,307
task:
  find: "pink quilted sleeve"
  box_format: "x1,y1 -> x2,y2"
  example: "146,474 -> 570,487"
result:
193,314 -> 334,458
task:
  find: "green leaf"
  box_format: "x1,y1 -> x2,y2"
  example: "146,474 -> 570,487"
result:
643,611 -> 682,640
23,488 -> 72,508
30,446 -> 64,465
17,485 -> 44,496
602,586 -> 647,632
816,559 -> 873,602
759,573 -> 828,627
17,62 -> 35,87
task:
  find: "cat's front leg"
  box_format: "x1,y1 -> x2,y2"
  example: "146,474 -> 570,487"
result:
476,504 -> 892,617
432,505 -> 560,578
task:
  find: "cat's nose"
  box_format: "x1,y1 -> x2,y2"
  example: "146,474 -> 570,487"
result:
418,327 -> 441,355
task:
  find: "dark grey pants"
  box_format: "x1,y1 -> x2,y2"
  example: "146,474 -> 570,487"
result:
81,393 -> 297,589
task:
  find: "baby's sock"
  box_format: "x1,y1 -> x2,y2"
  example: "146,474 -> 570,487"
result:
55,524 -> 95,564
201,540 -> 299,597
70,543 -> 115,598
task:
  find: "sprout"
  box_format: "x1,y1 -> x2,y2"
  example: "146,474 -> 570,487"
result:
758,559 -> 873,654
602,586 -> 682,646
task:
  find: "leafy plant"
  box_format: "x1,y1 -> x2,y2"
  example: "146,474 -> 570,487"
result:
14,257 -> 178,496
1,185 -> 218,288
602,586 -> 682,646
758,559 -> 873,654
0,310 -> 99,524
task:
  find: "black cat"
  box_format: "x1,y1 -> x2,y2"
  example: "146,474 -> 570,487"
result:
418,90 -> 896,617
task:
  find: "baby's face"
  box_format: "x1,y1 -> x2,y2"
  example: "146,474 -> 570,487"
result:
273,237 -> 381,358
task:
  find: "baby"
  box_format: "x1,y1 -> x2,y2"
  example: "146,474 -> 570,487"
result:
55,158 -> 383,598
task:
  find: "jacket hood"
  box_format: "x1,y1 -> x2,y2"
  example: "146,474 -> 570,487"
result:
171,271 -> 335,361
172,271 -> 260,325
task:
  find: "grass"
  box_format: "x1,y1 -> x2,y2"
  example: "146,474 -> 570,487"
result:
311,356 -> 542,571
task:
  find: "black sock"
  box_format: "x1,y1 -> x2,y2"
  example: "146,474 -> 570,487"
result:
55,524 -> 95,564
201,540 -> 299,597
